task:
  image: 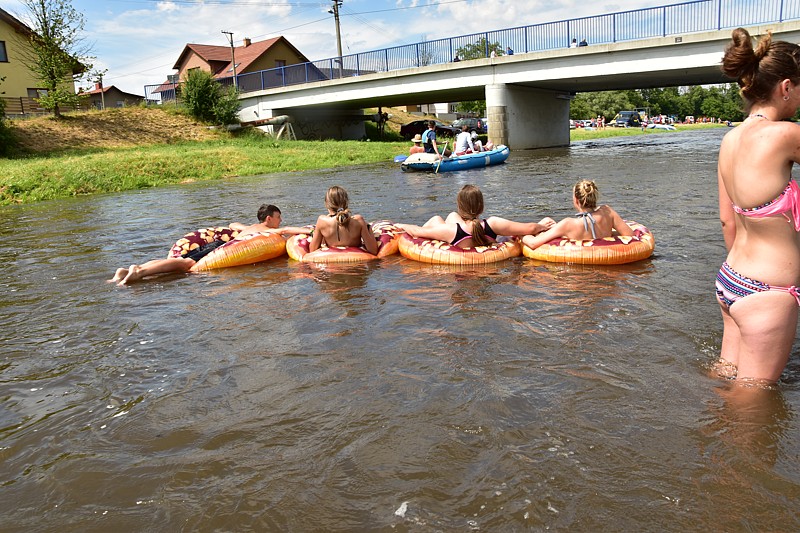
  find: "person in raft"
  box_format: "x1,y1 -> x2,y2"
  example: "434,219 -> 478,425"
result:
713,28 -> 800,383
409,133 -> 425,155
521,179 -> 633,251
109,204 -> 305,286
396,184 -> 555,248
310,185 -> 378,254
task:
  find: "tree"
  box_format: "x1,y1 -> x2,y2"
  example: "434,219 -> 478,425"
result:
456,37 -> 502,60
21,0 -> 91,117
182,69 -> 240,125
0,76 -> 15,156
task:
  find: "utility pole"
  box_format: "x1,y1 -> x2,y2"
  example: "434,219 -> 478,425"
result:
221,30 -> 237,88
328,0 -> 343,77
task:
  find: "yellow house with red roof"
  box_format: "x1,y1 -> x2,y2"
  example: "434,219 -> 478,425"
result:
0,7 -> 84,115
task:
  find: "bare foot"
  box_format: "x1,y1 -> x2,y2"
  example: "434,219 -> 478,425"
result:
108,267 -> 128,283
119,264 -> 143,286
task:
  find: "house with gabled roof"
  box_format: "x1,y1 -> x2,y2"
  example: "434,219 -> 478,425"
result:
174,36 -> 309,80
0,7 -> 84,115
82,83 -> 144,109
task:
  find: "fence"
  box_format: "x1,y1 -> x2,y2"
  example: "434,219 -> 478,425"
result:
144,0 -> 800,102
1,97 -> 91,117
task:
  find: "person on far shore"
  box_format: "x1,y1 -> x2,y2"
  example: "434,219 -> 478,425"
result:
506,46 -> 514,55
521,179 -> 632,250
310,185 -> 378,255
579,38 -> 588,47
109,204 -> 304,286
713,27 -> 800,383
409,134 -> 425,155
570,38 -> 578,48
396,184 -> 554,249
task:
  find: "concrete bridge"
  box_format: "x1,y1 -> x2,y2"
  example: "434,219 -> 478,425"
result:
237,20 -> 800,149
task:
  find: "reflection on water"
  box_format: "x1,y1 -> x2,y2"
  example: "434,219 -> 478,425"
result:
1,130 -> 800,530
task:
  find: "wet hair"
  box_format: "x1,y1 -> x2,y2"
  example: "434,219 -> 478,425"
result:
573,179 -> 599,209
456,184 -> 490,246
257,204 -> 280,223
325,185 -> 351,227
721,27 -> 800,103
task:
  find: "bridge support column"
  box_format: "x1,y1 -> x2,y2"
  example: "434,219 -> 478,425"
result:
486,84 -> 571,150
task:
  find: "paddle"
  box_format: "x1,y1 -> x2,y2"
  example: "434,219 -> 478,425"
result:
435,142 -> 448,174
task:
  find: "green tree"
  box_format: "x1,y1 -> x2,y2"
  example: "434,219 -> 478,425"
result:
0,76 -> 15,156
182,69 -> 240,125
456,37 -> 503,60
21,0 -> 91,117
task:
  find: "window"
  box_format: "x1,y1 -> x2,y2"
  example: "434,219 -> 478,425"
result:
275,59 -> 286,68
28,88 -> 47,98
0,41 -> 7,62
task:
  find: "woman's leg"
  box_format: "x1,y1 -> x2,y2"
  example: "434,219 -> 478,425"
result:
422,215 -> 446,227
728,291 -> 798,382
118,257 -> 195,285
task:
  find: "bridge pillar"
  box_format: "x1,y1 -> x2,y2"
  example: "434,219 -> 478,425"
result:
485,84 -> 570,150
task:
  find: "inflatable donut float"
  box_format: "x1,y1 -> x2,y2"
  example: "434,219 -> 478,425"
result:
398,233 -> 522,265
286,220 -> 402,263
191,231 -> 287,271
522,220 -> 655,265
168,226 -> 240,259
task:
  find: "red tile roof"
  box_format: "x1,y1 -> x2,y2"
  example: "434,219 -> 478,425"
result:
172,36 -> 309,77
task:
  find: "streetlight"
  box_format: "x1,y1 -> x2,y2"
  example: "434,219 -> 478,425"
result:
221,30 -> 237,88
327,0 -> 343,77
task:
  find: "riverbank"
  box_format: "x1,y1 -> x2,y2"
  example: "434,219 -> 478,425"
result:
0,107 -> 727,206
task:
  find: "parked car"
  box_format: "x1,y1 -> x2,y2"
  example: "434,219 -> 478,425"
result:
451,117 -> 487,134
400,120 -> 458,140
611,111 -> 642,127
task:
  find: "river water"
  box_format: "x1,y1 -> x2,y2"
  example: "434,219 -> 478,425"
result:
2,129 -> 799,531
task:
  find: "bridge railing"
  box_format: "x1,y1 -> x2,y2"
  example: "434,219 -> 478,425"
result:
144,0 -> 800,101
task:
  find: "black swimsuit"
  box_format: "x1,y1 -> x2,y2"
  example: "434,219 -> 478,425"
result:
450,219 -> 498,246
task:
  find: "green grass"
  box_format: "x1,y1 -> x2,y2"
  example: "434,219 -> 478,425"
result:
570,122 -> 727,141
0,122 -> 729,206
0,136 -> 408,205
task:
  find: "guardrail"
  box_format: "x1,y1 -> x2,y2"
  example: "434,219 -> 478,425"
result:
144,0 -> 800,102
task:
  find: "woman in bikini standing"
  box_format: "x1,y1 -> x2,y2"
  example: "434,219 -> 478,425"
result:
396,184 -> 554,248
716,27 -> 800,383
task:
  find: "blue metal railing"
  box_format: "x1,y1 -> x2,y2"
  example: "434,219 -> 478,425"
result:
144,0 -> 800,101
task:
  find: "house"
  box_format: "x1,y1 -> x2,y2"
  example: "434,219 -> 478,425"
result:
0,7 -> 83,115
83,83 -> 144,109
179,36 -> 315,90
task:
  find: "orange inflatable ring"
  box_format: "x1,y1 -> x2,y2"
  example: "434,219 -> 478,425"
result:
168,226 -> 240,259
522,220 -> 655,265
286,220 -> 402,263
398,233 -> 522,265
191,231 -> 287,271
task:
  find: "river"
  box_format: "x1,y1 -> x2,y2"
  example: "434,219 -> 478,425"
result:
2,128 -> 799,531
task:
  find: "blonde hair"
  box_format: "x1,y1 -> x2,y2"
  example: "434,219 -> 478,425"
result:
325,185 -> 351,226
573,179 -> 599,210
456,184 -> 490,246
722,27 -> 800,103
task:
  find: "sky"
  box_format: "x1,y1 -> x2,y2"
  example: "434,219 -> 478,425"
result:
0,0 -> 662,95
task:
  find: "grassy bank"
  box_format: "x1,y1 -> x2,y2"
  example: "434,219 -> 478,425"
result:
570,122 -> 727,141
0,135 -> 408,205
0,106 -> 728,206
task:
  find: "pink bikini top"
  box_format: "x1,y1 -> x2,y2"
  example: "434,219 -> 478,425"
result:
732,179 -> 800,231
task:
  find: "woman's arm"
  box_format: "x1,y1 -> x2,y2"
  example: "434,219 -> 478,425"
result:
718,168 -> 736,251
521,219 -> 571,250
607,207 -> 634,237
356,215 -> 378,255
309,216 -> 326,252
486,216 -> 556,236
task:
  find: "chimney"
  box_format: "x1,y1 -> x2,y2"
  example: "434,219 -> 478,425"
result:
243,37 -> 251,47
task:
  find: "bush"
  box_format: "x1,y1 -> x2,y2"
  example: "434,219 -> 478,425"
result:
182,69 -> 240,125
0,99 -> 15,157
